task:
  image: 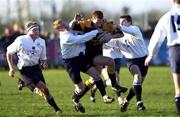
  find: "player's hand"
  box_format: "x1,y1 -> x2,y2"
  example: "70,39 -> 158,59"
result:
41,60 -> 48,69
8,68 -> 15,78
74,13 -> 82,21
144,55 -> 152,66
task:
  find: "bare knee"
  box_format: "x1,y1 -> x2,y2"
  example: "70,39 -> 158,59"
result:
133,74 -> 142,85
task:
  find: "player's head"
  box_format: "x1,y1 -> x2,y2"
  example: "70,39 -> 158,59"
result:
174,0 -> 180,4
26,21 -> 40,39
91,10 -> 104,27
119,15 -> 132,26
53,19 -> 68,31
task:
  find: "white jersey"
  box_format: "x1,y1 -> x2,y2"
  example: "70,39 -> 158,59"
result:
106,25 -> 147,59
103,40 -> 123,59
7,35 -> 47,69
60,30 -> 98,59
148,4 -> 180,57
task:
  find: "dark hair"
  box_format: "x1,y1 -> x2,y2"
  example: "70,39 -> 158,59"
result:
175,0 -> 180,4
120,15 -> 132,23
92,10 -> 104,19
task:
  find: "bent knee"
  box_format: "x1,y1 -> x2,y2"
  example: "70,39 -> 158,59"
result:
133,75 -> 143,85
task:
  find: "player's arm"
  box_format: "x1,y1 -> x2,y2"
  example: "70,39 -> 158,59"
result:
6,53 -> 15,77
69,13 -> 83,28
144,17 -> 167,66
67,29 -> 99,44
6,39 -> 20,77
40,40 -> 48,69
69,14 -> 85,34
120,25 -> 139,36
6,41 -> 18,77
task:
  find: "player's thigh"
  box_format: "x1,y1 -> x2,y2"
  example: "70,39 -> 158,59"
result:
129,64 -> 141,76
86,66 -> 101,81
93,55 -> 114,66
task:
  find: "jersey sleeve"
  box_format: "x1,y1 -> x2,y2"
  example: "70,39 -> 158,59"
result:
148,16 -> 167,57
6,38 -> 21,55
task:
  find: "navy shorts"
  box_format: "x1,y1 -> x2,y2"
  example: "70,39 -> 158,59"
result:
63,52 -> 93,84
169,45 -> 180,74
125,56 -> 148,77
114,58 -> 122,73
19,65 -> 45,85
85,43 -> 103,65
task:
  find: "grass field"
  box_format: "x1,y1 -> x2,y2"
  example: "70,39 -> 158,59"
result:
0,66 -> 179,117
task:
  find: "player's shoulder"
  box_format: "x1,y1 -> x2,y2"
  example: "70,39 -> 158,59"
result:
15,35 -> 28,42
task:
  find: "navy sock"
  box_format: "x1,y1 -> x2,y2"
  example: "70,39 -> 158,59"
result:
95,79 -> 106,97
108,74 -> 117,87
47,97 -> 60,111
126,87 -> 135,102
133,85 -> 142,102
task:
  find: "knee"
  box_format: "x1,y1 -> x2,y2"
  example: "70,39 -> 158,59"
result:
133,75 -> 142,85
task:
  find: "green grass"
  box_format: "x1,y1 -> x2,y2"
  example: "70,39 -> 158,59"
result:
0,66 -> 178,117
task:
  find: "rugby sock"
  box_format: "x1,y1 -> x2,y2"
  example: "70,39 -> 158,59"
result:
72,91 -> 80,103
47,97 -> 60,112
175,96 -> 180,115
72,79 -> 94,101
76,86 -> 90,100
107,66 -> 117,87
95,79 -> 106,96
133,85 -> 142,102
116,91 -> 121,97
126,87 -> 135,102
108,73 -> 117,87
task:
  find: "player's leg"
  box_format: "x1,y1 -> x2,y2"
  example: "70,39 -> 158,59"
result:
65,64 -> 86,113
89,66 -> 103,103
173,73 -> 180,115
87,66 -> 114,103
93,55 -> 127,93
17,68 -> 46,91
71,81 -> 86,113
18,78 -> 45,97
101,66 -> 124,105
35,80 -> 62,113
122,64 -> 146,112
169,46 -> 180,115
114,58 -> 122,84
131,65 -> 145,110
20,70 -> 61,114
